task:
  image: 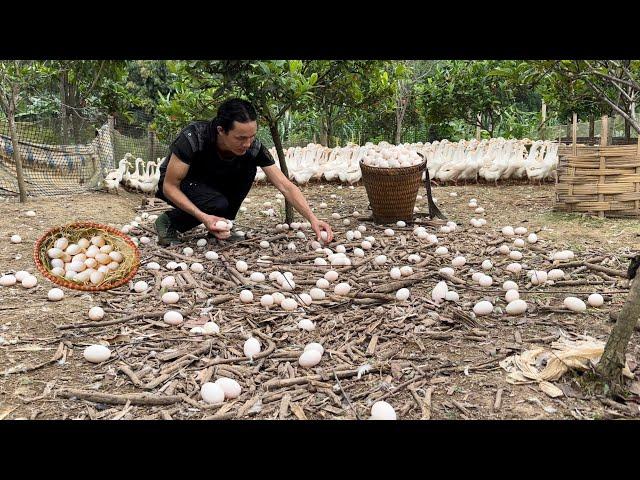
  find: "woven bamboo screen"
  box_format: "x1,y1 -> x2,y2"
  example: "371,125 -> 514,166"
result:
555,142 -> 640,217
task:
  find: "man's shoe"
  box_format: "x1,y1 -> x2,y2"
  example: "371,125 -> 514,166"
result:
155,213 -> 180,246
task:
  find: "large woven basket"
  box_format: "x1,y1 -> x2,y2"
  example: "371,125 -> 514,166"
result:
359,159 -> 426,224
33,221 -> 140,291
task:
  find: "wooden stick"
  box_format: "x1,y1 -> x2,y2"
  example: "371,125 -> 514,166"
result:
57,389 -> 182,406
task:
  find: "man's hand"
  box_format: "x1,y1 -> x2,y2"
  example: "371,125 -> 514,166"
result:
312,220 -> 334,243
200,213 -> 231,240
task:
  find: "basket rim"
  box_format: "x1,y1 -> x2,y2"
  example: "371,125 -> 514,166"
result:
33,221 -> 140,291
359,159 -> 426,175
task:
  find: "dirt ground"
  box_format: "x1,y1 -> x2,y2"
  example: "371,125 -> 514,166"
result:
1,181 -> 640,420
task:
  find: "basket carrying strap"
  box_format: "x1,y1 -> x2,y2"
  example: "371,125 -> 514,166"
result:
417,152 -> 446,220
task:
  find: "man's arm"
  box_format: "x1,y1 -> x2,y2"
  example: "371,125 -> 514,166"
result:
262,164 -> 334,242
163,154 -> 230,238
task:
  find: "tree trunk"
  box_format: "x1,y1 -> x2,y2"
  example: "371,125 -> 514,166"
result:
597,273 -> 640,395
5,94 -> 28,203
60,70 -> 68,144
395,98 -> 408,144
589,114 -> 595,140
625,117 -> 631,142
268,122 -> 293,224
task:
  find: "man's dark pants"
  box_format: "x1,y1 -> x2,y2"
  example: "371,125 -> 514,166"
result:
156,180 -> 234,233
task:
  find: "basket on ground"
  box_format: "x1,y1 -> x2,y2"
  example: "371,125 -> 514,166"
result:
33,221 -> 140,291
359,159 -> 426,224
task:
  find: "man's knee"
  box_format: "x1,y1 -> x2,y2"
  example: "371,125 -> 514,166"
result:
199,193 -> 229,215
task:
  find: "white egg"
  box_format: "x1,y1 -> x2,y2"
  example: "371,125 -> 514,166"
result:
64,271 -> 77,281
10,234 -> 22,243
588,293 -> 604,307
370,401 -> 397,420
506,299 -> 528,315
503,280 -> 518,291
88,306 -> 105,320
47,288 -> 64,301
439,267 -> 455,276
272,292 -> 285,304
324,270 -> 339,282
509,251 -> 523,261
506,263 -> 522,274
162,292 -> 180,304
527,233 -> 538,243
361,240 -> 372,250
139,236 -> 151,245
0,274 -> 16,286
160,276 -> 176,288
298,319 -> 316,331
298,293 -> 313,306
166,261 -> 178,270
260,294 -> 275,307
65,244 -> 82,256
564,297 -> 586,312
133,281 -> 148,292
190,327 -> 205,335
384,229 -> 395,237
304,343 -> 324,356
281,298 -> 299,311
440,226 -> 451,234
21,275 -> 38,288
408,254 -> 421,263
396,288 -> 411,301
309,288 -> 326,301
25,210 -> 36,217
502,226 -> 515,236
357,225 -> 367,233
529,271 -> 547,285
299,349 -> 322,368
203,322 -> 220,335
163,310 -> 184,325
435,246 -> 448,256
90,236 -> 106,247
353,248 -> 365,258
201,382 -> 225,404
498,245 -> 510,255
334,282 -> 351,295
445,290 -> 459,302
316,278 -> 330,289
205,251 -> 219,261
505,289 -> 520,302
475,207 -> 485,214
431,281 -> 448,303
90,271 -> 105,285
177,262 -> 188,270
243,337 -> 261,357
452,256 -> 466,267
50,267 -> 65,277
473,301 -> 494,316
196,238 -> 207,248
400,266 -> 413,276
335,245 -> 346,254
396,221 -> 406,227
548,269 -> 565,281
215,377 -> 242,399
181,247 -> 193,257
480,259 -> 492,270
389,267 -> 402,280
14,270 -> 31,282
249,272 -> 265,283
373,255 -> 387,266
47,248 -> 63,259
513,238 -> 525,248
83,345 -> 111,363
239,290 -> 254,303
187,263 -> 203,274
84,258 -> 98,269
479,275 -> 494,287
236,261 -> 248,273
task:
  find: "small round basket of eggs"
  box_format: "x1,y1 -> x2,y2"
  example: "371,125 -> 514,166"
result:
359,148 -> 426,224
33,222 -> 140,291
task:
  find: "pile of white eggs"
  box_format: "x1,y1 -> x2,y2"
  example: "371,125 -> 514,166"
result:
44,235 -> 126,286
362,146 -> 423,168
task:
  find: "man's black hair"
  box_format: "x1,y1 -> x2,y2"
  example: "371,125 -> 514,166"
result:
213,98 -> 257,133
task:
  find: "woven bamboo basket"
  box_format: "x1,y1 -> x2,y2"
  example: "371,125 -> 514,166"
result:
33,221 -> 140,291
555,142 -> 640,218
359,159 -> 426,224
